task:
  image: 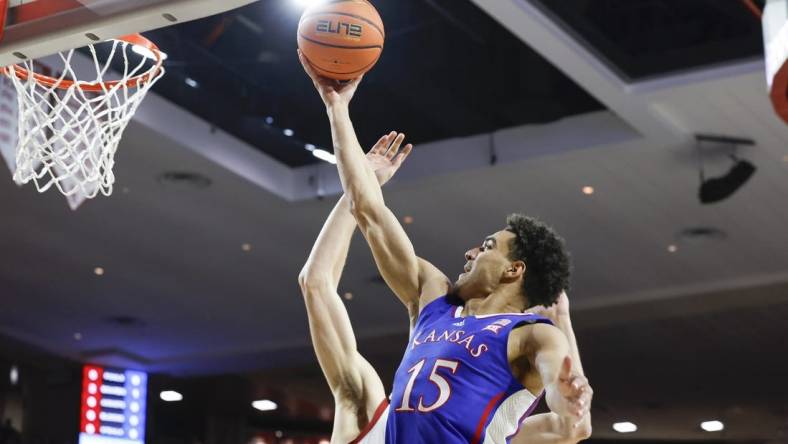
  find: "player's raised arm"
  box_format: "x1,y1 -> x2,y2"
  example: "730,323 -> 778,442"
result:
297,133 -> 408,402
298,51 -> 449,316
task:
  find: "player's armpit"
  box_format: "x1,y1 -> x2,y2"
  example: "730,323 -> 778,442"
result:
353,203 -> 448,313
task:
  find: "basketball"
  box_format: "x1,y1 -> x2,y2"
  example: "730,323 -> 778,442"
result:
297,0 -> 385,81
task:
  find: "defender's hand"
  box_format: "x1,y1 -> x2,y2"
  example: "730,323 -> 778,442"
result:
298,49 -> 363,109
367,132 -> 413,186
556,357 -> 593,426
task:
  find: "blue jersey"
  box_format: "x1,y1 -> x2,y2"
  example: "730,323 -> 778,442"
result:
384,296 -> 552,444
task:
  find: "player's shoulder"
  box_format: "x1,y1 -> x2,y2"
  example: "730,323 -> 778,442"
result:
507,317 -> 561,351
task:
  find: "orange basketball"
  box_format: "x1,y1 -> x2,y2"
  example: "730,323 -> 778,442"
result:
297,0 -> 385,81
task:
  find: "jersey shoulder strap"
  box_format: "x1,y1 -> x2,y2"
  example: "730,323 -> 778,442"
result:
416,294 -> 460,325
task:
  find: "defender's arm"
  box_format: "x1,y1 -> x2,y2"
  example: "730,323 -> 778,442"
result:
298,195 -> 381,401
297,133 -> 408,402
519,324 -> 590,423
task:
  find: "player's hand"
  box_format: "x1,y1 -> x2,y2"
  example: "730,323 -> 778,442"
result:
555,357 -> 593,426
298,49 -> 362,109
530,291 -> 570,322
367,132 -> 413,186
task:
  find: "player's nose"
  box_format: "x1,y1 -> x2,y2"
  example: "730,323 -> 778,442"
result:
465,247 -> 479,261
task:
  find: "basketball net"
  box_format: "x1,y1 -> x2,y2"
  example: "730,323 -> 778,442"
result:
1,35 -> 164,207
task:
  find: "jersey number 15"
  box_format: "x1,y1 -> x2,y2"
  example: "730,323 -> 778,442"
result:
395,358 -> 460,413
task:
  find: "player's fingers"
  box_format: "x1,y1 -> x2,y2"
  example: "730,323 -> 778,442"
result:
383,131 -> 397,153
571,375 -> 588,391
394,144 -> 414,166
400,144 -> 414,160
370,135 -> 388,154
387,133 -> 406,159
347,73 -> 364,90
297,50 -> 317,78
559,356 -> 572,380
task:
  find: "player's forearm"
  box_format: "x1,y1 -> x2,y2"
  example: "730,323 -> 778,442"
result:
326,105 -> 385,215
299,195 -> 357,290
550,312 -> 592,436
552,314 -> 584,377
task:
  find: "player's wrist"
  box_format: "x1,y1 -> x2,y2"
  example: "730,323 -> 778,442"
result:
326,102 -> 350,116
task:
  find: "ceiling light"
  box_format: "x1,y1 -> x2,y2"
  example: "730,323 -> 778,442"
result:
305,143 -> 316,151
131,44 -> 168,61
185,77 -> 199,88
283,128 -> 294,137
9,365 -> 18,385
613,422 -> 637,433
160,391 -> 183,402
252,399 -> 278,411
94,267 -> 104,276
700,420 -> 724,432
667,244 -> 677,253
582,186 -> 594,195
265,116 -> 274,125
74,332 -> 83,341
312,149 -> 336,164
275,431 -> 283,438
242,243 -> 252,252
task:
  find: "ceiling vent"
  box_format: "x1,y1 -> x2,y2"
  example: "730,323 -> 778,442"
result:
105,316 -> 146,328
157,171 -> 212,189
677,226 -> 728,244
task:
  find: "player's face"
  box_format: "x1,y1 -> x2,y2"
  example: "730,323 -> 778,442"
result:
454,230 -> 517,301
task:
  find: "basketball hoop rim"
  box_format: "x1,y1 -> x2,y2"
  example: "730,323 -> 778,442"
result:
0,33 -> 164,91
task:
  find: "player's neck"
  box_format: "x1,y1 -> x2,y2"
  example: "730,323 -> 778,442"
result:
463,285 -> 525,317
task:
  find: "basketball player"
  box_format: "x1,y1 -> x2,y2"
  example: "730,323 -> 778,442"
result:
299,51 -> 592,442
299,131 -> 592,443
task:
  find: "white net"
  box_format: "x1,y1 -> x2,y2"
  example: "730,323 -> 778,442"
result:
3,37 -> 164,199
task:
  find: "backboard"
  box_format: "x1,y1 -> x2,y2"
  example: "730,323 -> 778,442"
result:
0,0 -> 259,67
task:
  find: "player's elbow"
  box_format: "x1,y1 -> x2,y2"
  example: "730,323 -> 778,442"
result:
297,268 -> 332,296
348,193 -> 384,226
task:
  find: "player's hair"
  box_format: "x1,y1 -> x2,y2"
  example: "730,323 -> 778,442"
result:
505,214 -> 571,308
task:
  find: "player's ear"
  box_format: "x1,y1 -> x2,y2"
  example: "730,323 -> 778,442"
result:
503,260 -> 525,280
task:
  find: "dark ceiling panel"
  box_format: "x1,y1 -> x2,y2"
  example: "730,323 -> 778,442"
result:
532,0 -> 765,81
134,0 -> 604,167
